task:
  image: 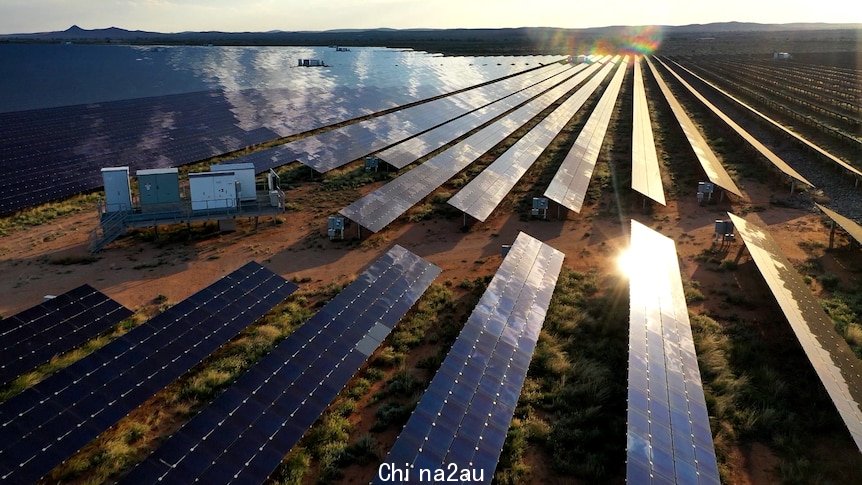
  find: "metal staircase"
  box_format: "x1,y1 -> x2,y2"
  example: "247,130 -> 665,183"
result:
89,210 -> 127,253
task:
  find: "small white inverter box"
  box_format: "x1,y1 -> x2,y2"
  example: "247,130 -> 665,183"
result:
212,163 -> 257,202
189,172 -> 238,211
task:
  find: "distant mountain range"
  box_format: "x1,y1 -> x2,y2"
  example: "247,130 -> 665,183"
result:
2,22 -> 858,57
2,22 -> 859,42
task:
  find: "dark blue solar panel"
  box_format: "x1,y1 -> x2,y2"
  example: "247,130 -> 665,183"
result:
0,60 -> 553,215
0,284 -> 133,386
124,245 -> 441,484
0,262 -> 297,483
373,233 -> 564,485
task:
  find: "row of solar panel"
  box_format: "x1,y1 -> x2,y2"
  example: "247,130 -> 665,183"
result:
2,61 -> 560,157
339,59 -> 608,233
743,60 -> 861,93
643,57 -> 744,197
376,232 -> 564,484
0,262 -> 297,483
710,60 -> 860,117
450,57 -> 620,221
274,63 -> 570,173
625,221 -> 720,484
543,56 -> 630,213
125,245 -> 441,484
0,285 -> 132,387
729,214 -> 862,452
222,62 -> 570,175
668,59 -> 862,179
630,57 -> 667,206
650,57 -> 812,188
375,64 -> 578,169
1,63 -> 545,215
1,58 -> 522,141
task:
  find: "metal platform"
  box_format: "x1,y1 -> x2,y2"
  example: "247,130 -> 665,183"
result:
91,192 -> 284,252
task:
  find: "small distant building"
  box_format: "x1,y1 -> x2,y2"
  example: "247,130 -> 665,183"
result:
297,59 -> 325,67
773,52 -> 792,59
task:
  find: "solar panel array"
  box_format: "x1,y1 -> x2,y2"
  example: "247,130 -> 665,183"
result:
631,57 -> 667,205
449,57 -> 619,221
544,56 -> 630,212
0,262 -> 297,483
231,63 -> 572,173
125,245 -> 440,484
0,90 -> 280,215
0,285 -> 132,387
625,220 -> 720,484
652,57 -> 813,188
669,59 -> 862,179
375,232 -> 564,485
339,59 -> 610,233
815,203 -> 862,246
0,56 -> 560,215
374,64 -> 574,169
728,213 -> 862,451
643,57 -> 743,198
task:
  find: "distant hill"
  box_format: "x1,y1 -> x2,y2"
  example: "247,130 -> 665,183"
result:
1,22 -> 859,56
3,22 -> 859,41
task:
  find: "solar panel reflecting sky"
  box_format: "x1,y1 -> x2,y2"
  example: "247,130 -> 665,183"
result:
0,45 -> 563,214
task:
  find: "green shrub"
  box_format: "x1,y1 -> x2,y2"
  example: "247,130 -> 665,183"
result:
385,370 -> 421,397
372,402 -> 413,431
818,273 -> 840,291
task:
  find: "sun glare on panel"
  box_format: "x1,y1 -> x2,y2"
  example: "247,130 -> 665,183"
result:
617,224 -> 667,279
616,247 -> 637,279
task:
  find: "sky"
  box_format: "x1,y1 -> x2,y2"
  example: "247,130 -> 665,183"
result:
1,0 -> 860,34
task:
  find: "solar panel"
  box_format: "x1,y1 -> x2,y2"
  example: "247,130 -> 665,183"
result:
625,220 -> 720,484
375,232 -> 564,484
282,63 -> 571,173
667,59 -> 862,179
815,204 -> 862,245
220,63 -> 570,175
728,213 -> 862,451
544,56 -> 630,212
0,262 -> 297,483
376,65 -> 576,169
652,57 -> 812,188
340,58 -> 612,233
0,285 -> 133,387
643,57 -> 743,198
631,57 -> 666,205
0,54 -> 565,216
449,57 -> 619,222
123,245 -> 440,484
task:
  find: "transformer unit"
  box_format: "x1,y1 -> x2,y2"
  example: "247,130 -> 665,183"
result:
531,197 -> 549,219
136,168 -> 180,211
714,219 -> 734,243
697,182 -> 715,205
328,215 -> 345,240
364,156 -> 380,172
101,167 -> 132,212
